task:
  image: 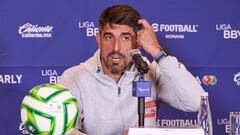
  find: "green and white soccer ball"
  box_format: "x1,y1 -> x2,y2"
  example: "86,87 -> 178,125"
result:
20,83 -> 79,135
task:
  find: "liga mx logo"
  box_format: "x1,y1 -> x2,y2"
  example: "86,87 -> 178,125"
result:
202,75 -> 217,86
41,69 -> 60,84
234,72 -> 240,85
216,24 -> 240,39
78,21 -> 99,37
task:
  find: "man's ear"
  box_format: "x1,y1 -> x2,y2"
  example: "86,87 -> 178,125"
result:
96,33 -> 101,48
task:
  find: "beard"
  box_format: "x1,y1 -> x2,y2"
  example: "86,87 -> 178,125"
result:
101,51 -> 130,74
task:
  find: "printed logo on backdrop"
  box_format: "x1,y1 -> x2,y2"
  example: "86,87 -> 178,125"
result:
152,23 -> 199,39
202,75 -> 217,86
41,69 -> 60,84
158,119 -> 198,127
233,72 -> 240,85
216,24 -> 240,39
79,21 -> 99,37
78,21 -> 199,39
19,123 -> 32,135
0,74 -> 23,84
18,23 -> 53,38
195,75 -> 217,86
217,117 -> 231,134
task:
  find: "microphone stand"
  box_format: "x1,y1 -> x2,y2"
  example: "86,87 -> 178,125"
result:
138,72 -> 145,127
133,69 -> 151,128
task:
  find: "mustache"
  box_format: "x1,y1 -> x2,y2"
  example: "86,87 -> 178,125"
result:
107,51 -> 126,58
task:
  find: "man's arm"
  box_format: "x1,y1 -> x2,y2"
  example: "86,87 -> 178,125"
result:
136,19 -> 204,112
154,56 -> 204,112
59,68 -> 86,133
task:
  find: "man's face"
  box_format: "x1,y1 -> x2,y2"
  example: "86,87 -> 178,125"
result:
97,23 -> 137,74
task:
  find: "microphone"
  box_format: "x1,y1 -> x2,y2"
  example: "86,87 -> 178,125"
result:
129,49 -> 149,74
130,49 -> 151,127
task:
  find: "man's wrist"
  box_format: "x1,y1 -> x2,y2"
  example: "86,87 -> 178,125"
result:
154,48 -> 169,62
150,45 -> 162,58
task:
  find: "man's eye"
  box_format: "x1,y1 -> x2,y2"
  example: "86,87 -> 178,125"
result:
122,36 -> 130,41
104,35 -> 112,40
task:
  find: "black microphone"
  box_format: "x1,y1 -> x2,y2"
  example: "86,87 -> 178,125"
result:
129,49 -> 149,74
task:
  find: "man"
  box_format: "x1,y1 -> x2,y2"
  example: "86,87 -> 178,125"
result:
60,4 -> 204,135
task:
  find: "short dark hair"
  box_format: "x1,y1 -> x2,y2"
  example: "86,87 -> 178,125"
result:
99,4 -> 141,33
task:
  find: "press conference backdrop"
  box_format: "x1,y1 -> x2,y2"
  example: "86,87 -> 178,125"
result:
0,0 -> 239,134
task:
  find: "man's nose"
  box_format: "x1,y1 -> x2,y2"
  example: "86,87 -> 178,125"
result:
113,39 -> 121,51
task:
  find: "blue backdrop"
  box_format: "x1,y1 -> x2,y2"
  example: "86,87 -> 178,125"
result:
0,0 -> 239,134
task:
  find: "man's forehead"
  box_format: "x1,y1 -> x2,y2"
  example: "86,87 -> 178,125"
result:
101,23 -> 135,34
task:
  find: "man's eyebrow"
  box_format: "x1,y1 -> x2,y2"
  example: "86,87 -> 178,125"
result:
102,32 -> 134,37
121,32 -> 132,36
103,32 -> 113,36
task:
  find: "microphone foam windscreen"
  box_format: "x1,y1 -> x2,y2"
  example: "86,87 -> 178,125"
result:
129,49 -> 141,61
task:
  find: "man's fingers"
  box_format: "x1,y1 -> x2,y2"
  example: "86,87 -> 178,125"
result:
137,29 -> 144,36
138,19 -> 152,29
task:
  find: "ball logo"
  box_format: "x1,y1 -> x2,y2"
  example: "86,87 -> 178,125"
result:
202,75 -> 217,86
233,72 -> 240,85
216,24 -> 240,39
18,23 -> 53,38
152,23 -> 199,39
48,101 -> 63,113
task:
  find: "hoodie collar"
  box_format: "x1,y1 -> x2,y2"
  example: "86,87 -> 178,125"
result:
82,49 -> 138,84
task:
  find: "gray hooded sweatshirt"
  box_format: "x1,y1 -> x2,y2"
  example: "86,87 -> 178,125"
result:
59,49 -> 204,135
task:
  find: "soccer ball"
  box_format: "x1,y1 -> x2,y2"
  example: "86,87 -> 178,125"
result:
20,83 -> 79,135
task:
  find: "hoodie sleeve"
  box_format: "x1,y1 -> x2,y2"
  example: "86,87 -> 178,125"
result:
154,56 -> 205,112
59,68 -> 86,133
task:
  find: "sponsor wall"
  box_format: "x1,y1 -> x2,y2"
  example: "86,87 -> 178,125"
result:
0,0 -> 239,134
